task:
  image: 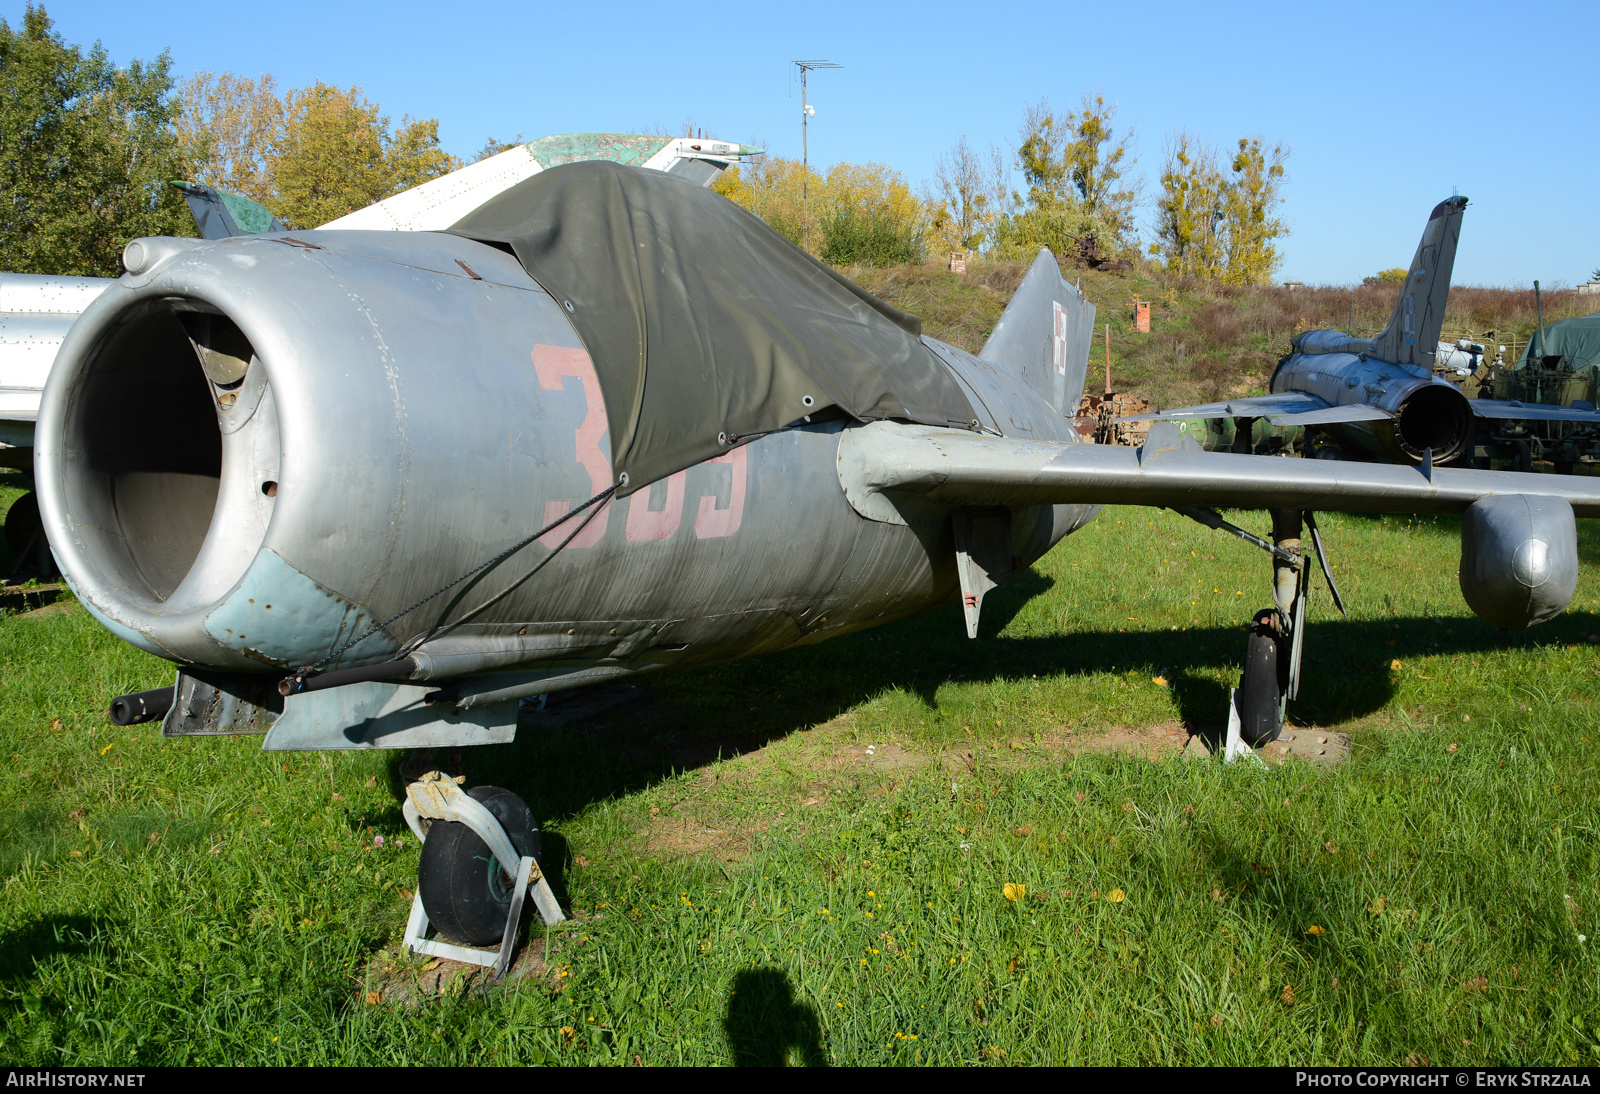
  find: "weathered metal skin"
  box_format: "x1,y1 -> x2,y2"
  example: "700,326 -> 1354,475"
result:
1459,494 -> 1578,629
35,230 -> 1095,739
1271,350 -> 1475,463
0,273 -> 112,451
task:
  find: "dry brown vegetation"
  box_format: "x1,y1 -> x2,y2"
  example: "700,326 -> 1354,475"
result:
852,259 -> 1599,409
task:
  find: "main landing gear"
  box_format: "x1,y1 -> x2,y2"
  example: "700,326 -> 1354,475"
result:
1176,506 -> 1345,753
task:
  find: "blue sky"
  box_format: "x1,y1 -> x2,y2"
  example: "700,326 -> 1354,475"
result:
24,0 -> 1600,286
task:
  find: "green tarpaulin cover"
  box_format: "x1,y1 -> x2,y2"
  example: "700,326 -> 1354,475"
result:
451,160 -> 974,494
1514,312 -> 1600,371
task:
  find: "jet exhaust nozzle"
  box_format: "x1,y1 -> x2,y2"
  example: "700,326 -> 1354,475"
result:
1459,494 -> 1578,629
1394,384 -> 1474,464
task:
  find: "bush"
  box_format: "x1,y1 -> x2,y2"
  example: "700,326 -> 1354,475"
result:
819,205 -> 925,267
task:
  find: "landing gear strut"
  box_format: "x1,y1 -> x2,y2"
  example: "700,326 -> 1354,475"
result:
1176,506 -> 1345,753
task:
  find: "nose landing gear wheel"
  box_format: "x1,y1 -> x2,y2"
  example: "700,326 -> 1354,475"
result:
417,786 -> 541,946
1238,609 -> 1288,747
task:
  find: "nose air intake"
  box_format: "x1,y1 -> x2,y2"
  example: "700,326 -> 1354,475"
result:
45,297 -> 278,615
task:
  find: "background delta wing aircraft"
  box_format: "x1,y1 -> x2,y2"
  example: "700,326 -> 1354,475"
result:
1118,197 -> 1600,467
20,158 -> 1600,951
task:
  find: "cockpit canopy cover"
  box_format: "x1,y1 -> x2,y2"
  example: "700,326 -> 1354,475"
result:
450,160 -> 974,493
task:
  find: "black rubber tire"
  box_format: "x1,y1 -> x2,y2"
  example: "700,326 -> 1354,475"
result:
4,491 -> 40,568
1238,609 -> 1286,747
417,786 -> 541,946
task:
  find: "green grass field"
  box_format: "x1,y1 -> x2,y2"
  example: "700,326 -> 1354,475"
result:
3,491 -> 1600,1065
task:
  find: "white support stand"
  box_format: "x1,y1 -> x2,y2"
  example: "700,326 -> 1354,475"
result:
1224,688 -> 1244,763
399,772 -> 565,980
1223,689 -> 1267,769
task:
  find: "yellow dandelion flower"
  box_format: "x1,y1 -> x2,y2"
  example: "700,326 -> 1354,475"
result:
1306,925 -> 1326,937
1107,889 -> 1125,903
1003,882 -> 1025,902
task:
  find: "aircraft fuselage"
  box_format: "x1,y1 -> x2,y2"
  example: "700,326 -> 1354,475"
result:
36,230 -> 1095,742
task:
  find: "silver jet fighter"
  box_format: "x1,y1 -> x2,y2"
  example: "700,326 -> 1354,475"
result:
1122,197 -> 1600,466
0,134 -> 759,581
29,166 -> 1600,951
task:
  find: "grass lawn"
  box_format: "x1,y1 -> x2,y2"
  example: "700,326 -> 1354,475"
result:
2,495 -> 1599,1065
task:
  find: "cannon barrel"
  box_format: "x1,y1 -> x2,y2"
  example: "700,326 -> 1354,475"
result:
108,686 -> 174,725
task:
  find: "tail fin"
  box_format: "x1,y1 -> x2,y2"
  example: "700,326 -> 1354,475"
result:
1371,196 -> 1467,369
979,249 -> 1096,415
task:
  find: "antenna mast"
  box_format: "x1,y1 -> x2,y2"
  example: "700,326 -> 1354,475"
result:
792,59 -> 841,253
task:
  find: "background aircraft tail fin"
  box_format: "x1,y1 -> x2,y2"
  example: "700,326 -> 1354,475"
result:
979,249 -> 1096,416
1371,196 -> 1467,369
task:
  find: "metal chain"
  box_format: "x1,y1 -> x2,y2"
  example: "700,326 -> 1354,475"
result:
300,485 -> 617,675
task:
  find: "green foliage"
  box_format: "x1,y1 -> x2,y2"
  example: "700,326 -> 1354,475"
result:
990,202 -> 1115,264
1154,133 -> 1288,286
716,157 -> 928,266
473,134 -> 525,163
176,76 -> 459,230
819,206 -> 925,267
1365,268 -> 1409,286
0,6 -> 192,277
270,84 -> 458,229
995,95 -> 1140,261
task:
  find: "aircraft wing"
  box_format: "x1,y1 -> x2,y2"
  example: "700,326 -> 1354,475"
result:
1118,391 -> 1394,429
1470,399 -> 1600,423
838,422 -> 1600,519
1117,392 -> 1325,422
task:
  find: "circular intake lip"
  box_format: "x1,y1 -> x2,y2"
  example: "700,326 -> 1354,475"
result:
1393,382 -> 1474,464
34,259 -> 286,667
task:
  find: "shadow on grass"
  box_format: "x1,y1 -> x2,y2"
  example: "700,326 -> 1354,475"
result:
723,967 -> 828,1066
440,566 -> 1599,830
0,914 -> 105,985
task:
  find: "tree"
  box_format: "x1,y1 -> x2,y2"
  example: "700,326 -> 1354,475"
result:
175,70 -> 282,205
0,6 -> 192,276
713,154 -> 926,266
1152,131 -> 1225,279
1061,93 -> 1140,240
929,135 -> 1004,253
1015,100 -> 1070,209
1153,132 -> 1288,285
1220,136 -> 1288,286
271,83 -> 459,228
1364,268 -> 1408,285
386,116 -> 458,193
712,153 -> 816,248
992,93 -> 1141,261
818,161 -> 927,266
474,134 -> 525,162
